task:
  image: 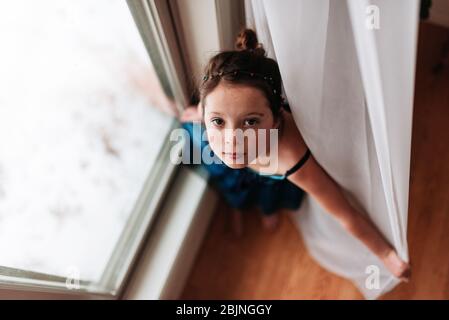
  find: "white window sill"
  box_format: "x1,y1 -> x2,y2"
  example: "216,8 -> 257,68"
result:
122,166 -> 217,299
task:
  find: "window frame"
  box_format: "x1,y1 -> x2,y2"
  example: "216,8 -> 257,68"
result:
0,0 -> 189,299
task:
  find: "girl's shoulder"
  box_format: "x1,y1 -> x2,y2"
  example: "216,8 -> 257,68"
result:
247,110 -> 308,176
278,110 -> 309,170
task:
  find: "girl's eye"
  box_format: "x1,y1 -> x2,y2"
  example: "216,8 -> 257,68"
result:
211,118 -> 224,126
244,118 -> 259,126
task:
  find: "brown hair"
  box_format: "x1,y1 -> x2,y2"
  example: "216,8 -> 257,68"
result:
199,28 -> 289,123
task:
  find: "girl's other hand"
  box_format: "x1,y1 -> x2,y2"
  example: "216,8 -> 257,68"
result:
180,105 -> 202,123
381,249 -> 412,283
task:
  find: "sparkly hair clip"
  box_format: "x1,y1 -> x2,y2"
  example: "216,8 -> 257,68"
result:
202,70 -> 279,95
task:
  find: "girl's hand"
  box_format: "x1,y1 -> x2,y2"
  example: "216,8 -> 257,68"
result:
180,105 -> 202,123
381,249 -> 412,282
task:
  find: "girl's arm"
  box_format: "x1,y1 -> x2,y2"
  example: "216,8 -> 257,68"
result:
287,152 -> 411,281
179,104 -> 202,123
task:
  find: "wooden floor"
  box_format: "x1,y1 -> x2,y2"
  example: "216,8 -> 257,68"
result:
180,22 -> 449,300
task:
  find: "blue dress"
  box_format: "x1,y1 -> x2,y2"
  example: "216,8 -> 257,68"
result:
180,121 -> 307,215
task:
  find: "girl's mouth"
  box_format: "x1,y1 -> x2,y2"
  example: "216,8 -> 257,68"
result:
222,152 -> 246,160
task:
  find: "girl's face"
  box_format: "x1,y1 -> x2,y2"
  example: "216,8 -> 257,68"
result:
203,82 -> 280,169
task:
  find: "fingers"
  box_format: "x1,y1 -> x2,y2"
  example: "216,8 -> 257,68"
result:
400,264 -> 412,283
180,107 -> 202,123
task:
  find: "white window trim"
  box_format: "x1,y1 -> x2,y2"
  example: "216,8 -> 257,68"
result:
121,0 -> 245,299
122,166 -> 217,299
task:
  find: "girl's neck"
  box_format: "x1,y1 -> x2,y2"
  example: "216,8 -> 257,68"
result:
246,110 -> 287,175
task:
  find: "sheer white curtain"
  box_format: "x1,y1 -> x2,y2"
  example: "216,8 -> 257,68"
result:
246,0 -> 419,299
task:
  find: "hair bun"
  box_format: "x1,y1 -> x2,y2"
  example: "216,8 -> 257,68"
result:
235,28 -> 265,56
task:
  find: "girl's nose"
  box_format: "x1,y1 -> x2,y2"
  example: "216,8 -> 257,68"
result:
224,128 -> 246,153
224,131 -> 236,146
224,127 -> 240,145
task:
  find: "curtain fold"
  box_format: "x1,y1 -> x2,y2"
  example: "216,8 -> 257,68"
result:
249,0 -> 418,299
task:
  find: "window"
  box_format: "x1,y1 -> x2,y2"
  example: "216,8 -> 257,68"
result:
0,0 -> 182,297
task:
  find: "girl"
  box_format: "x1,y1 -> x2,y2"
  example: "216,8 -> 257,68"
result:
180,103 -> 306,236
196,28 -> 411,282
